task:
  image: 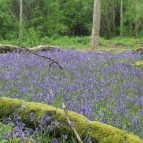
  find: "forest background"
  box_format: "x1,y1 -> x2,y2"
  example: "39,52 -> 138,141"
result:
0,0 -> 143,49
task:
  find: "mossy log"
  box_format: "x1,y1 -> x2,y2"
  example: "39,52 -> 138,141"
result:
0,44 -> 61,53
136,61 -> 143,67
0,97 -> 143,143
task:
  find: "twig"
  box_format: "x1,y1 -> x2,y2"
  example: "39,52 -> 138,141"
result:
21,46 -> 63,69
62,103 -> 83,143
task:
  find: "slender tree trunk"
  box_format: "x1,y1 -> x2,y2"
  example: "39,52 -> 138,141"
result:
19,0 -> 23,45
135,21 -> 140,39
135,0 -> 139,38
106,13 -> 111,39
104,4 -> 111,39
120,0 -> 123,37
112,0 -> 116,37
90,0 -> 101,50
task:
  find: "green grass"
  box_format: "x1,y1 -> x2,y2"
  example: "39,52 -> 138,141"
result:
0,121 -> 21,143
1,36 -> 143,51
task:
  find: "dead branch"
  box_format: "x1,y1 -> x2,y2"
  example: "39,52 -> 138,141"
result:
62,103 -> 83,143
21,46 -> 63,69
0,44 -> 63,69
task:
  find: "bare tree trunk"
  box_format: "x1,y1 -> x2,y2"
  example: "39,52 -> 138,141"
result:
120,0 -> 123,37
135,0 -> 140,38
19,0 -> 23,45
135,21 -> 140,39
90,0 -> 101,50
104,5 -> 111,39
112,0 -> 116,37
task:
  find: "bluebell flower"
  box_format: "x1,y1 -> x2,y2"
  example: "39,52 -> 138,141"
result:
16,121 -> 25,130
86,137 -> 92,143
64,135 -> 68,140
51,138 -> 59,143
47,125 -> 54,131
13,115 -> 21,122
2,132 -> 12,139
40,114 -> 50,125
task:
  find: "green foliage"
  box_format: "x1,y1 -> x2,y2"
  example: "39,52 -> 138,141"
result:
122,0 -> 143,36
0,36 -> 143,51
40,36 -> 90,49
0,122 -> 21,143
23,27 -> 40,47
0,0 -> 143,41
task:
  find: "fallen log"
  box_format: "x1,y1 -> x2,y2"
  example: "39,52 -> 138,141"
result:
29,44 -> 61,52
0,97 -> 143,143
0,44 -> 61,53
0,44 -> 20,53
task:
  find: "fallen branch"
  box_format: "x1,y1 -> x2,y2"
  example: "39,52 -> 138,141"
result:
21,46 -> 63,69
0,44 -> 63,69
0,44 -> 61,53
62,103 -> 83,143
0,44 -> 20,53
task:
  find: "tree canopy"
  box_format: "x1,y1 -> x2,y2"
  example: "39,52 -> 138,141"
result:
0,0 -> 143,41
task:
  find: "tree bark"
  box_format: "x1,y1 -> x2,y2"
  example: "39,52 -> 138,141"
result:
112,0 -> 116,37
120,0 -> 123,37
0,44 -> 61,53
135,0 -> 140,38
90,0 -> 101,50
19,0 -> 23,45
0,97 -> 143,143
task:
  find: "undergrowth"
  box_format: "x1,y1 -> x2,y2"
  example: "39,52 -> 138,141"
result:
0,36 -> 143,50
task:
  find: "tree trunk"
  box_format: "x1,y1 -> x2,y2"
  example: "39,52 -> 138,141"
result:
0,97 -> 143,143
104,4 -> 111,39
90,0 -> 101,50
120,0 -> 123,37
135,0 -> 140,38
112,0 -> 116,37
19,0 -> 23,46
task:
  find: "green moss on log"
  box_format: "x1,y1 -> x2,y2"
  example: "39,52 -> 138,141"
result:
0,97 -> 143,143
136,61 -> 143,66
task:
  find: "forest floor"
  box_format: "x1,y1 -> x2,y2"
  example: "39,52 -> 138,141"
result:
0,36 -> 143,52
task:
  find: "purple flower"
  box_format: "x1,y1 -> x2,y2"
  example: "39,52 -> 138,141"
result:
1,49 -> 143,138
35,140 -> 39,143
13,115 -> 21,122
51,120 -> 59,127
24,128 -> 33,136
13,128 -> 25,140
69,121 -> 74,127
86,137 -> 92,143
51,138 -> 59,143
2,132 -> 12,139
16,121 -> 25,130
60,122 -> 65,127
64,135 -> 68,140
35,127 -> 40,135
47,125 -> 54,131
40,114 -> 50,125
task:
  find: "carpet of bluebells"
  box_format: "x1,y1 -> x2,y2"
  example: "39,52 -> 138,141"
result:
0,49 -> 143,139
